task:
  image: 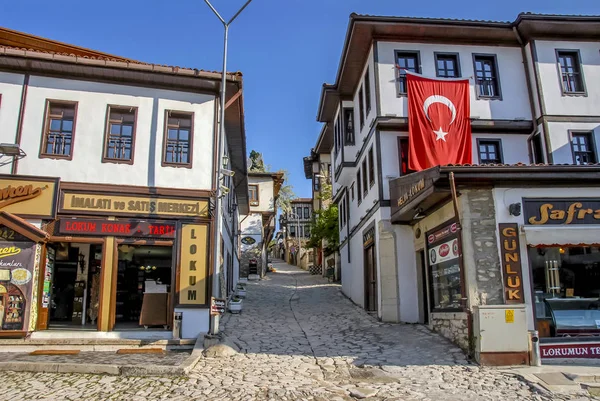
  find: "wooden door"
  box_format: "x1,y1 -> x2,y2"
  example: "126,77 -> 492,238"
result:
364,245 -> 378,312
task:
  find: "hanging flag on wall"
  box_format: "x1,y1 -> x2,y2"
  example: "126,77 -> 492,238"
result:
407,73 -> 472,171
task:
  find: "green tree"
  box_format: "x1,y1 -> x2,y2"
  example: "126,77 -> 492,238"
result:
275,169 -> 295,214
307,181 -> 339,255
248,150 -> 266,172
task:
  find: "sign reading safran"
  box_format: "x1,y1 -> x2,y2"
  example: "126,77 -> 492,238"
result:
60,192 -> 209,218
0,176 -> 58,218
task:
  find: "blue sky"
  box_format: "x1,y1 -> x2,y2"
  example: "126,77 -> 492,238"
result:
1,0 -> 599,198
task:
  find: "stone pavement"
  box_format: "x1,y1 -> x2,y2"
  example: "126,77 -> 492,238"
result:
0,260 -> 594,400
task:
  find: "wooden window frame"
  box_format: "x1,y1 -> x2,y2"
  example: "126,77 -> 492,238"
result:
39,99 -> 78,160
249,184 -> 259,206
362,159 -> 368,197
102,105 -> 138,165
368,146 -> 375,187
357,170 -> 362,204
343,108 -> 355,145
556,49 -> 587,96
162,110 -> 194,169
304,207 -> 310,219
397,137 -> 415,176
364,66 -> 371,116
569,130 -> 597,165
395,50 -> 421,96
434,52 -> 461,78
350,182 -> 355,201
472,53 -> 502,100
528,132 -> 545,164
290,225 -> 296,237
476,138 -> 504,165
358,86 -> 365,129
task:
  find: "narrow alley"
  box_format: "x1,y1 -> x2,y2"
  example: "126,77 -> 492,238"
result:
0,261 -> 589,400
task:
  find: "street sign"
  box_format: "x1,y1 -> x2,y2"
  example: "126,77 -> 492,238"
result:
210,297 -> 226,315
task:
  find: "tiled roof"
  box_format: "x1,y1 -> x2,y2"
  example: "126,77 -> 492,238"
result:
0,44 -> 243,77
291,198 -> 313,203
351,12 -> 510,24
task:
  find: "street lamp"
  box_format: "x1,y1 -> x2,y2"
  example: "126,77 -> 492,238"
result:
203,0 -> 253,337
0,143 -> 26,169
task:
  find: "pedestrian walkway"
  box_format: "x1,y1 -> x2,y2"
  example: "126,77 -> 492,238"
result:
0,260 -> 593,400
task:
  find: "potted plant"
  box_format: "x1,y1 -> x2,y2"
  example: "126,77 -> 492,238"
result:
236,283 -> 247,298
229,296 -> 243,313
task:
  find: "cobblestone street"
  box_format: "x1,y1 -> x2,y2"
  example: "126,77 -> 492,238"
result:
0,260 -> 593,400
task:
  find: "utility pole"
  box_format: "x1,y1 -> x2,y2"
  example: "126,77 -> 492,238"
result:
204,0 -> 253,336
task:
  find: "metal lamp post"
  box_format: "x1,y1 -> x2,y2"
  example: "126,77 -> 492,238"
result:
204,0 -> 253,336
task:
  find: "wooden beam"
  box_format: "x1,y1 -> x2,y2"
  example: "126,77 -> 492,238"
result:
225,90 -> 242,110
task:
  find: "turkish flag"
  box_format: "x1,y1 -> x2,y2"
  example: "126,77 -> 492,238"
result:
407,73 -> 472,171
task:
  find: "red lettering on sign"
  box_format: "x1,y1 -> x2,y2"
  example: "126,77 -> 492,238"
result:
439,244 -> 450,257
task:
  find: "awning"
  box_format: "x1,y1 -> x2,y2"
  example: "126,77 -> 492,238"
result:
523,225 -> 600,247
0,211 -> 49,243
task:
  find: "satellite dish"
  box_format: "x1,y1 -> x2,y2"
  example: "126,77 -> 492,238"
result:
247,157 -> 253,169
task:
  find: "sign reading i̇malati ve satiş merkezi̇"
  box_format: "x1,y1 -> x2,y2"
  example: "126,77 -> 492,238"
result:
58,218 -> 176,239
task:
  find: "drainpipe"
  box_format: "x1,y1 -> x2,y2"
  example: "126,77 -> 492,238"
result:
12,74 -> 29,175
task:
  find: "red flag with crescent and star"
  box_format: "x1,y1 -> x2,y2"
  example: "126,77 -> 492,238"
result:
407,72 -> 471,171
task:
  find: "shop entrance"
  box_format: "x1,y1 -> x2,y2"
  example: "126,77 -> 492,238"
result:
417,250 -> 429,325
48,243 -> 103,330
364,244 -> 378,313
115,244 -> 173,330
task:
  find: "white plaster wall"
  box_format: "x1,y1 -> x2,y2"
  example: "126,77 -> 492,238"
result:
0,72 -> 26,174
534,40 -> 600,116
352,46 -> 376,149
249,176 -> 275,212
524,43 -> 541,119
546,121 -> 600,164
16,75 -> 215,189
376,42 -> 531,120
176,308 -> 209,339
472,133 -> 530,164
393,223 -> 419,323
493,186 -> 600,332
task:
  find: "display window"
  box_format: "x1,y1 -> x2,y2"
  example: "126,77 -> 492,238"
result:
426,221 -> 463,311
530,246 -> 600,339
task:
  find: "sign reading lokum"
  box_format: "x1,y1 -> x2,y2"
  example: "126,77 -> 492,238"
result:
178,224 -> 209,306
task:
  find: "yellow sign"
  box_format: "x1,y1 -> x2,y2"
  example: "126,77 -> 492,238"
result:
0,246 -> 21,258
179,224 -> 208,305
505,309 -> 515,324
0,177 -> 57,218
61,192 -> 209,218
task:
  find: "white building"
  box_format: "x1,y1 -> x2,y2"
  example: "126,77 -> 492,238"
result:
239,172 -> 283,278
0,28 -> 248,341
315,13 -> 600,364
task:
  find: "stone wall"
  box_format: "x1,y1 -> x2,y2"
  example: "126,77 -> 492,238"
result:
431,312 -> 469,351
464,189 -> 503,305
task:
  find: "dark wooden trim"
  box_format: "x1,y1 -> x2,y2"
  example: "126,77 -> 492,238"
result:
555,48 -> 588,97
394,49 -> 421,96
12,73 -> 28,174
224,90 -> 242,110
433,52 -> 462,78
248,184 -> 259,207
59,181 -> 212,199
109,238 -> 118,330
376,131 -> 385,202
39,99 -> 78,161
373,40 -> 382,118
0,211 -> 48,242
115,239 -> 174,246
476,138 -> 504,164
374,35 -> 521,48
0,331 -> 26,338
101,104 -> 138,165
97,237 -> 107,331
36,244 -> 48,330
49,235 -> 105,244
471,53 -> 503,101
161,110 -> 194,169
568,129 -> 597,165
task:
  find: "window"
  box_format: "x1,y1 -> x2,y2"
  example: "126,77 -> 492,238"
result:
103,106 -> 136,164
305,226 -> 311,238
357,171 -> 362,204
41,100 -> 77,159
298,226 -> 303,238
396,51 -> 420,95
351,182 -> 355,201
557,50 -> 585,94
358,86 -> 365,129
249,184 -> 259,206
362,160 -> 368,196
334,113 -> 340,155
477,139 -> 503,165
570,132 -> 596,165
368,147 -> 375,187
345,195 -> 350,226
304,207 -> 310,219
290,225 -> 296,237
344,108 -> 355,145
473,54 -> 501,99
163,111 -> 193,167
435,53 -> 461,78
530,133 -> 545,164
427,224 -> 462,310
397,137 -> 415,176
364,67 -> 371,115
313,174 -> 321,192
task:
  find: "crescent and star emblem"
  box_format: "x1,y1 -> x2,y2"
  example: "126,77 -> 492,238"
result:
423,95 -> 457,142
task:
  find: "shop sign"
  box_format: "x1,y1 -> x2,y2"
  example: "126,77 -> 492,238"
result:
241,236 -> 256,245
498,223 -> 524,304
0,176 -> 58,218
179,224 -> 208,306
396,179 -> 426,208
428,238 -> 459,266
210,297 -> 226,315
60,192 -> 209,218
58,218 -> 176,238
427,222 -> 458,245
363,226 -> 375,248
524,199 -> 600,225
541,343 -> 600,359
0,240 -> 37,332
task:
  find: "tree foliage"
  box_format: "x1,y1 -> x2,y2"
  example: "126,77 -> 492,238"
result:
275,169 -> 295,214
306,181 -> 339,255
248,150 -> 266,172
